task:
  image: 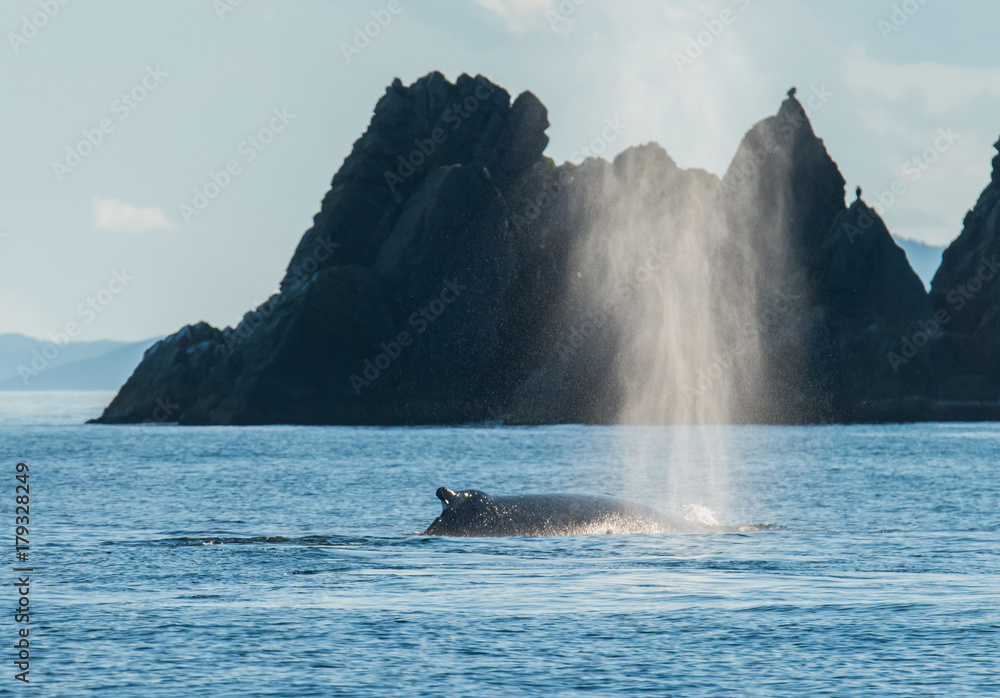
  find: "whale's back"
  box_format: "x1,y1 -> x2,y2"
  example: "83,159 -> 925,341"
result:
424,489 -> 700,537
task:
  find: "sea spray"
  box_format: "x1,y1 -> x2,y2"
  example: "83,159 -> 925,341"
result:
563,94 -> 820,518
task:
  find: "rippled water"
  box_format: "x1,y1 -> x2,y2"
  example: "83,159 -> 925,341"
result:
2,392 -> 998,696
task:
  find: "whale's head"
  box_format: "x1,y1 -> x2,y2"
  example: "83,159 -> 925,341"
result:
423,487 -> 496,536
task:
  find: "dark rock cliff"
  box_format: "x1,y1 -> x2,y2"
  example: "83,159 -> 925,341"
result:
926,138 -> 1000,406
92,74 -> 1000,425
716,94 -> 934,422
98,73 -> 572,425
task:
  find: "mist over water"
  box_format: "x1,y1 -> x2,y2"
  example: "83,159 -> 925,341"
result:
568,98 -> 818,519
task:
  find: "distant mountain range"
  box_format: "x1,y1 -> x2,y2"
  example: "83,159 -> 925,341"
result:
0,334 -> 158,391
893,238 -> 945,290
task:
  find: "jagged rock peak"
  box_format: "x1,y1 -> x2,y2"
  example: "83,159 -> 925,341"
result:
612,142 -> 678,179
992,135 -> 1000,183
278,72 -> 551,290
724,90 -> 833,184
720,90 -> 846,260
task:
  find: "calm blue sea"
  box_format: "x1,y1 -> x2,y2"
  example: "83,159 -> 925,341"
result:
1,391 -> 998,696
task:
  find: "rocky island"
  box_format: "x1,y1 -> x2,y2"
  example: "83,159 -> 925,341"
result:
92,73 -> 1000,425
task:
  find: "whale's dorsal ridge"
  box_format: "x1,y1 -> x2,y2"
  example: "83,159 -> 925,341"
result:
437,487 -> 492,508
436,487 -> 457,506
423,487 -> 702,537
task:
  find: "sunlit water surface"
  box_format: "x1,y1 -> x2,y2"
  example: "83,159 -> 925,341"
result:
1,392 -> 998,696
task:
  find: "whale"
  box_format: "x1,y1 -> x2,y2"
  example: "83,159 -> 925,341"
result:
423,487 -> 703,537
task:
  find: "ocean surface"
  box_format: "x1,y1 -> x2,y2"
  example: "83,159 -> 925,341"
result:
2,391 -> 998,696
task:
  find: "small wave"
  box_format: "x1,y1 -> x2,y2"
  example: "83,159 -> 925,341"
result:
680,504 -> 787,533
157,535 -> 295,547
735,522 -> 787,532
130,534 -> 436,548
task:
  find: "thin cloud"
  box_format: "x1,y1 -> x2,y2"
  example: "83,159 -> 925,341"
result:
846,46 -> 1000,115
93,198 -> 173,232
474,0 -> 556,32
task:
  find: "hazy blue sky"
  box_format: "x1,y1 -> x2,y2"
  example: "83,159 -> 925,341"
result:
2,0 -> 999,341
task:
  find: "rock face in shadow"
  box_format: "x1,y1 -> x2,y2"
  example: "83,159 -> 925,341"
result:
97,73 -> 573,425
92,73 -> 1000,425
925,138 -> 1000,407
714,95 -> 935,422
